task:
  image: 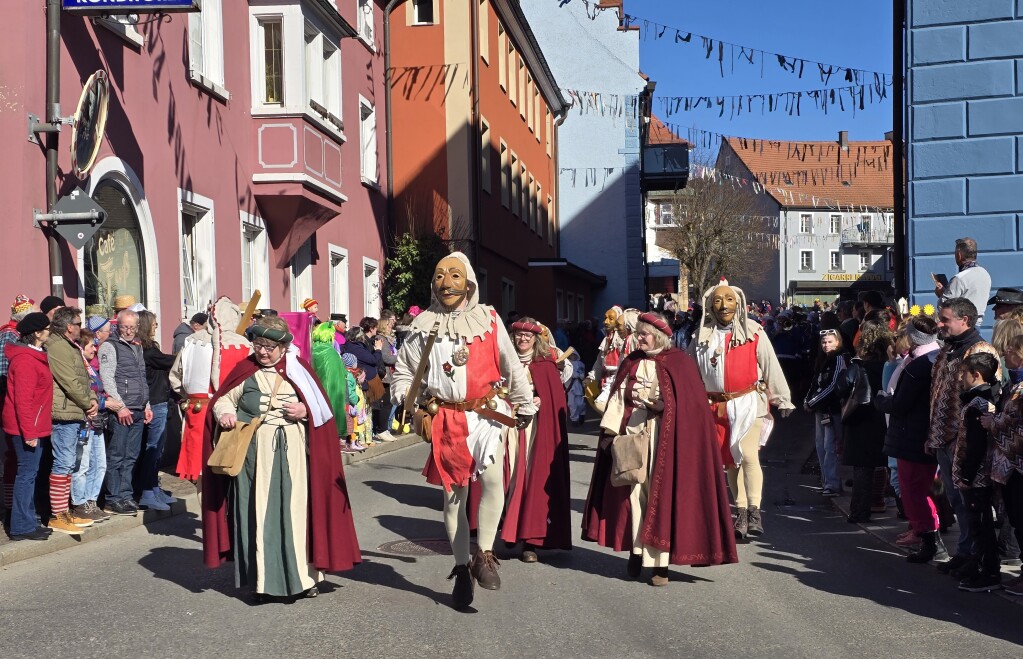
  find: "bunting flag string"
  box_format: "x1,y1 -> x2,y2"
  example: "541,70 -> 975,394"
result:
575,0 -> 891,86
657,81 -> 890,119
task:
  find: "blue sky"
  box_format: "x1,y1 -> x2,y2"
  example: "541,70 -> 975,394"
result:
618,0 -> 894,145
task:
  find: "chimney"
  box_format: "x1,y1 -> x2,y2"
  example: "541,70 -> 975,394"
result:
838,130 -> 849,150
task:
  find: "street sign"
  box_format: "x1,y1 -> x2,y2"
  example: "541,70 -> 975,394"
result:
49,188 -> 107,250
61,0 -> 200,14
70,70 -> 109,178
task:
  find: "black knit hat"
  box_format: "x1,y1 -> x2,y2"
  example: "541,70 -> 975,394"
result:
190,312 -> 209,325
39,295 -> 64,315
16,312 -> 49,336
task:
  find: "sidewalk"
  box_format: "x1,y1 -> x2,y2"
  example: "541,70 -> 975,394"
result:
828,478 -> 1023,606
0,433 -> 421,569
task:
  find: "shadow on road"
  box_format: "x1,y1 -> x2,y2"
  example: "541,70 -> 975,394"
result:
363,481 -> 443,512
343,555 -> 449,608
375,513 -> 448,542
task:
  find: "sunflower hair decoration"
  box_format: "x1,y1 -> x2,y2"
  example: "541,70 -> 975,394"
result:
909,304 -> 921,316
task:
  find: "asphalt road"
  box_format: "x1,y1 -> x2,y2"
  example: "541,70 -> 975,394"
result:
2,412 -> 1022,658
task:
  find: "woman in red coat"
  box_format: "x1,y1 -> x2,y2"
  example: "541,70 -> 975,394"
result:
582,312 -> 737,586
2,313 -> 54,541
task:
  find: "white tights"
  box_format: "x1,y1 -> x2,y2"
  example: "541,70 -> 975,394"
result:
443,440 -> 505,565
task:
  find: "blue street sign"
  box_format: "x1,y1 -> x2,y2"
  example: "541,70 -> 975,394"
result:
62,0 -> 200,14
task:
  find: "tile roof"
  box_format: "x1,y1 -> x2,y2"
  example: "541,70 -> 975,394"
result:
648,114 -> 689,146
720,136 -> 894,210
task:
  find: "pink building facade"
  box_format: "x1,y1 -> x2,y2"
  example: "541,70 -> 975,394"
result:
0,1 -> 388,346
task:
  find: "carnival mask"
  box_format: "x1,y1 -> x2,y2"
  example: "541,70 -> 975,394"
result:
433,257 -> 470,311
603,307 -> 620,333
711,286 -> 738,326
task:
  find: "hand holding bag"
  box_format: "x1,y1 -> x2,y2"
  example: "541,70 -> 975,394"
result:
208,375 -> 283,477
609,430 -> 650,487
840,364 -> 873,425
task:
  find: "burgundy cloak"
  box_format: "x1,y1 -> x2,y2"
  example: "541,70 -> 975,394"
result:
581,348 -> 738,566
499,358 -> 573,549
201,355 -> 362,573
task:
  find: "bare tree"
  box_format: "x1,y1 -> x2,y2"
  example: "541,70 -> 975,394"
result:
655,170 -> 771,303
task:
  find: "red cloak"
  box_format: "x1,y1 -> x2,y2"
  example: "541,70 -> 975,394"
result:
200,355 -> 362,573
581,348 -> 738,566
500,358 -> 573,549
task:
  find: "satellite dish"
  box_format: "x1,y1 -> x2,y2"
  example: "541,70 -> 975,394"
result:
70,70 -> 110,178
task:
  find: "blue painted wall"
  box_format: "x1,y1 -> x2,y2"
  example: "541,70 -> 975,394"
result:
906,0 -> 1023,326
521,0 -> 647,311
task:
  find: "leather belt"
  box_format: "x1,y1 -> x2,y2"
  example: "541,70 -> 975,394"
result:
707,382 -> 764,404
187,396 -> 210,414
430,389 -> 517,428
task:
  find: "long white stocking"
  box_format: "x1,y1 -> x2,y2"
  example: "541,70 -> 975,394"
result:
476,439 -> 506,552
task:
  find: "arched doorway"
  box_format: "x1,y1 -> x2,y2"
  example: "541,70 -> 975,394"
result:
83,180 -> 147,317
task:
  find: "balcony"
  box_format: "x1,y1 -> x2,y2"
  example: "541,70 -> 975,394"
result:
840,228 -> 894,246
642,144 -> 690,192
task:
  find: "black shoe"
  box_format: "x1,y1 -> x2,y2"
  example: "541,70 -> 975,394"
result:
958,573 -> 1002,592
447,564 -> 475,610
907,531 -> 946,564
10,527 -> 50,541
302,584 -> 319,599
103,500 -> 138,516
627,553 -> 642,579
936,554 -> 969,573
847,513 -> 871,524
950,557 -> 980,580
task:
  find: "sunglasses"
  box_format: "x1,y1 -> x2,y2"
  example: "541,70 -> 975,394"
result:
819,329 -> 839,337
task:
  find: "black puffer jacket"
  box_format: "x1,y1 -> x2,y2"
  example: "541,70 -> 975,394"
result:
875,350 -> 939,465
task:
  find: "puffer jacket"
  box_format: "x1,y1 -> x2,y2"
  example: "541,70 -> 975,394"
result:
46,332 -> 96,422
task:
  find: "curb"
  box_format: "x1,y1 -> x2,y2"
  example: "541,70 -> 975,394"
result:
830,492 -> 1023,606
1,434 -> 425,570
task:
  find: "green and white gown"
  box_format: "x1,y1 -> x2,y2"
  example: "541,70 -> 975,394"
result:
212,367 -> 323,596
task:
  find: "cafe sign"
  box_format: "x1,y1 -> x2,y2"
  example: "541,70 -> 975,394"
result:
62,0 -> 200,14
821,273 -> 883,282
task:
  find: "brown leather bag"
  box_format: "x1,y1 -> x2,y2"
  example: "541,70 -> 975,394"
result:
207,375 -> 283,477
609,430 -> 650,487
413,408 -> 434,443
365,375 -> 386,404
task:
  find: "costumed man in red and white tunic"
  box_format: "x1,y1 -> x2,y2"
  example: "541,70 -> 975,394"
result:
391,252 -> 534,611
689,280 -> 793,539
583,312 -> 737,586
501,317 -> 573,563
170,297 -> 252,483
585,305 -> 623,412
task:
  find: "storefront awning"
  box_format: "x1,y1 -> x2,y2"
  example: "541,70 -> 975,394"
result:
528,258 -> 607,287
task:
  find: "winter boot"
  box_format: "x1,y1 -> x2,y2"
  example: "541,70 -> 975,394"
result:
447,564 -> 474,610
734,507 -> 749,539
907,531 -> 947,564
747,506 -> 764,536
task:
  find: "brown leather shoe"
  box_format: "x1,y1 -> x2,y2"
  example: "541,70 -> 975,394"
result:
521,545 -> 538,563
734,507 -> 748,539
747,506 -> 764,536
650,567 -> 669,587
470,550 -> 502,590
448,564 -> 475,609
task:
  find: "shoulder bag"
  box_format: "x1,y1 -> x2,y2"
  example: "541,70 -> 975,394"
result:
609,430 -> 650,487
840,364 -> 873,425
208,375 -> 284,477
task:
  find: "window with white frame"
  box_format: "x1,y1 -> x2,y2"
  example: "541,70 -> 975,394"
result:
240,214 -> 270,303
799,213 -> 813,234
480,118 -> 491,194
534,182 -> 541,234
566,292 -> 575,322
526,75 -> 534,131
178,193 -> 217,320
545,108 -> 552,156
500,141 -> 509,207
257,18 -> 284,105
520,164 -> 528,222
829,249 -> 841,271
510,153 -> 519,215
539,198 -> 547,241
517,56 -> 526,119
658,203 -> 673,225
830,214 -> 841,235
886,248 -> 894,271
363,257 -> 381,319
508,46 -> 517,106
547,195 -> 554,246
290,239 -> 313,311
501,278 -> 516,316
478,0 -> 489,63
357,0 -> 375,45
533,88 -> 540,141
799,250 -> 814,272
412,0 -> 435,25
328,245 -> 349,319
497,24 -> 506,90
188,0 -> 225,92
305,25 -> 341,122
477,268 -> 488,304
860,251 -> 872,271
528,175 -> 536,231
360,97 -> 378,182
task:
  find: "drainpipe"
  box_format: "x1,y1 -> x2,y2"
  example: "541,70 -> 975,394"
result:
383,0 -> 404,261
892,0 -> 906,299
469,0 -> 481,265
45,0 -> 64,297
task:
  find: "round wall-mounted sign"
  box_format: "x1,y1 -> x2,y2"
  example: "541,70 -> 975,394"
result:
70,70 -> 110,178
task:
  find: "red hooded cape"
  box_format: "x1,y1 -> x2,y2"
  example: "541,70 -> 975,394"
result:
499,358 -> 573,549
201,355 -> 361,573
582,348 -> 738,566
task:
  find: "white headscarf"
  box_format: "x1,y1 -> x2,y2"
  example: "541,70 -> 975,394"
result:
695,278 -> 759,349
409,251 -> 495,341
